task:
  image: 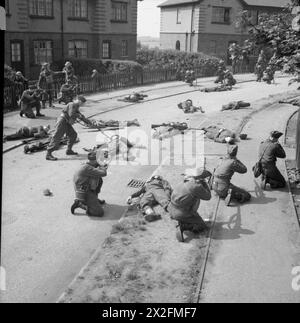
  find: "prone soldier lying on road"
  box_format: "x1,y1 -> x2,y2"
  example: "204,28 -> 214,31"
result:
120,92 -> 148,103
152,122 -> 189,140
200,84 -> 233,93
168,168 -> 212,241
126,175 -> 173,222
3,125 -> 50,141
279,97 -> 300,107
212,145 -> 251,206
201,126 -> 237,144
71,151 -> 107,217
221,101 -> 251,111
259,131 -> 286,189
46,96 -> 87,161
79,118 -> 140,130
178,99 -> 205,114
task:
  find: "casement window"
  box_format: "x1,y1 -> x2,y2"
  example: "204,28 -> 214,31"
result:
121,40 -> 128,57
177,8 -> 182,24
33,40 -> 53,64
248,10 -> 259,25
11,43 -> 21,62
29,0 -> 53,17
68,40 -> 88,58
209,40 -> 217,54
5,0 -> 10,15
212,6 -> 231,24
69,0 -> 88,19
102,41 -> 111,59
111,1 -> 127,22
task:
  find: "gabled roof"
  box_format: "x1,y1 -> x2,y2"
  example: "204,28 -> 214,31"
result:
241,0 -> 288,8
158,0 -> 200,8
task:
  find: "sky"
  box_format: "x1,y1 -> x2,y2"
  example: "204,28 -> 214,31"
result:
137,0 -> 162,38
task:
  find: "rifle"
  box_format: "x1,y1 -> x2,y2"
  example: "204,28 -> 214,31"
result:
152,123 -> 189,131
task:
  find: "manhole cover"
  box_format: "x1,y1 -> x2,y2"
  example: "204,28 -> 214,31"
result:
127,179 -> 146,188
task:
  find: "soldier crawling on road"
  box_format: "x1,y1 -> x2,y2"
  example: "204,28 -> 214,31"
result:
221,101 -> 251,111
200,84 -> 233,93
120,92 -> 148,103
126,175 -> 173,222
178,99 -> 205,114
3,125 -> 50,142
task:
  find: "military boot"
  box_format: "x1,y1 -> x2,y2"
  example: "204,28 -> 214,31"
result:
46,151 -> 58,161
66,149 -> 78,156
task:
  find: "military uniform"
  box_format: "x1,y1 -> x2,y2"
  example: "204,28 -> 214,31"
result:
20,88 -> 43,118
130,177 -> 172,212
73,160 -> 107,217
213,146 -> 251,203
259,138 -> 286,188
47,100 -> 84,159
222,101 -> 251,111
178,100 -> 204,114
4,126 -> 48,141
203,126 -> 236,144
38,66 -> 59,108
168,173 -> 211,227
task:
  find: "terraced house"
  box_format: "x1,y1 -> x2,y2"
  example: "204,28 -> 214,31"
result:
4,0 -> 141,78
158,0 -> 288,58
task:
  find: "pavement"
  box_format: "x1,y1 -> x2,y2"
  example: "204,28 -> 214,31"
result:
1,72 -> 300,303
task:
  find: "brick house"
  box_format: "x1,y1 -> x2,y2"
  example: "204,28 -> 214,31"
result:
158,0 -> 288,59
4,0 -> 140,78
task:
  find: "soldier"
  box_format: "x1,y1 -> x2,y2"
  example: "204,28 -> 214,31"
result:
255,62 -> 264,82
215,60 -> 226,84
263,66 -> 275,84
63,61 -> 75,82
178,99 -> 205,114
221,101 -> 251,111
38,63 -> 61,108
259,131 -> 286,189
71,151 -> 107,217
126,175 -> 172,222
168,168 -> 212,236
58,79 -> 78,105
19,85 -> 45,119
202,126 -> 236,144
14,71 -> 28,100
224,70 -> 237,86
212,145 -> 251,206
4,125 -> 50,141
91,69 -> 100,91
46,96 -> 87,161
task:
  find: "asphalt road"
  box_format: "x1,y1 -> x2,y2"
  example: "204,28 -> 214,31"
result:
1,75 -> 299,303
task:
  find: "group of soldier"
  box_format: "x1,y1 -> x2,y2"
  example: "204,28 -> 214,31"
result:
255,50 -> 276,84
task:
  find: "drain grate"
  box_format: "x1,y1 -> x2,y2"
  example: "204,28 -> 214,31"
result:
127,179 -> 146,188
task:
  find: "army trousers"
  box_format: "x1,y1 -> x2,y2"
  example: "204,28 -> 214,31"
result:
213,180 -> 251,203
262,162 -> 286,188
140,188 -> 171,211
47,117 -> 77,153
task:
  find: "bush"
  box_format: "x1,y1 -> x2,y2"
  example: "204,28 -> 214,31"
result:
136,48 -> 220,73
102,59 -> 143,74
52,57 -> 107,77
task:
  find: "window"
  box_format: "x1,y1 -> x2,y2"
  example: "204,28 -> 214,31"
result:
69,0 -> 88,19
102,41 -> 111,59
11,43 -> 21,62
177,8 -> 182,24
68,40 -> 88,58
121,40 -> 128,57
248,10 -> 259,25
212,7 -> 231,24
29,0 -> 53,17
33,40 -> 52,64
111,1 -> 127,22
175,40 -> 180,51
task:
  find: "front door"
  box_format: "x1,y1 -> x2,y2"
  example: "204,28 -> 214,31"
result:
10,40 -> 25,73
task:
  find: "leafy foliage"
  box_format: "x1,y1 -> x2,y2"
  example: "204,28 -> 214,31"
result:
136,48 -> 219,73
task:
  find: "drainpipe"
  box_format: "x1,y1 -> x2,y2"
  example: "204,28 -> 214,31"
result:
190,4 -> 195,52
60,0 -> 65,59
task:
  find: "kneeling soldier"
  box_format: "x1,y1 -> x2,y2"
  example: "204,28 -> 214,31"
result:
168,168 -> 212,239
71,151 -> 107,217
213,145 -> 251,206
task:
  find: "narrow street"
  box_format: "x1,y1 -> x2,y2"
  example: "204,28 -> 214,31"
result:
1,75 -> 300,303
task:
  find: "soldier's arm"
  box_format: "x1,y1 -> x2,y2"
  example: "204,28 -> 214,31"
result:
85,166 -> 107,178
22,92 -> 35,101
200,181 -> 212,201
275,143 -> 286,159
130,186 -> 146,199
234,159 -> 248,174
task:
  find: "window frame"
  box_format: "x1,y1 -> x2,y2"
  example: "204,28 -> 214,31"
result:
211,6 -> 231,25
68,0 -> 88,20
102,40 -> 112,59
68,39 -> 88,58
33,39 -> 53,65
11,42 -> 22,63
121,40 -> 128,58
29,0 -> 54,19
111,1 -> 128,23
176,8 -> 182,24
